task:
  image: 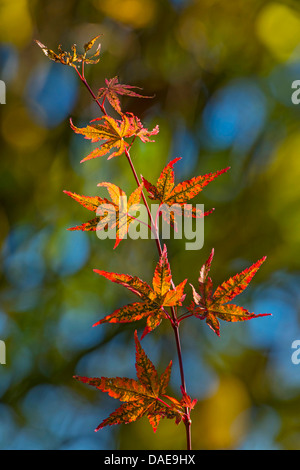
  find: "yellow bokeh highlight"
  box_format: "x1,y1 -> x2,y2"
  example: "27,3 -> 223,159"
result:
255,3 -> 300,61
0,0 -> 33,46
193,376 -> 250,449
1,106 -> 46,151
93,0 -> 157,28
267,132 -> 300,250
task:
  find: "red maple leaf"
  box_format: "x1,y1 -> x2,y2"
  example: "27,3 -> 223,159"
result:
74,331 -> 189,432
188,249 -> 271,336
93,245 -> 187,338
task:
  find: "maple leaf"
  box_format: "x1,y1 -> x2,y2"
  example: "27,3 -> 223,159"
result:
74,331 -> 187,432
35,35 -> 101,67
142,158 -> 230,225
93,245 -> 187,338
96,76 -> 153,115
70,115 -> 130,162
63,182 -> 144,248
188,249 -> 271,336
70,113 -> 159,162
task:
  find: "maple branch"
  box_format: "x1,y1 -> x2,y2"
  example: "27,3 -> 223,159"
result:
74,71 -> 192,450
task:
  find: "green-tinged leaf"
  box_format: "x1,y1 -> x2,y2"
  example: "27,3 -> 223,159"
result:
188,250 -> 271,336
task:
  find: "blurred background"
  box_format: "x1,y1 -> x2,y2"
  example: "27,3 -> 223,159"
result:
1,0 -> 300,450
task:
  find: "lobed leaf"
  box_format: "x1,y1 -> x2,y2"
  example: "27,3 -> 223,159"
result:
92,301 -> 152,327
74,331 -> 185,432
70,113 -> 158,162
64,183 -> 143,247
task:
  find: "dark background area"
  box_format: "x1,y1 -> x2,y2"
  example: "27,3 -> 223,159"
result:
0,0 -> 300,449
